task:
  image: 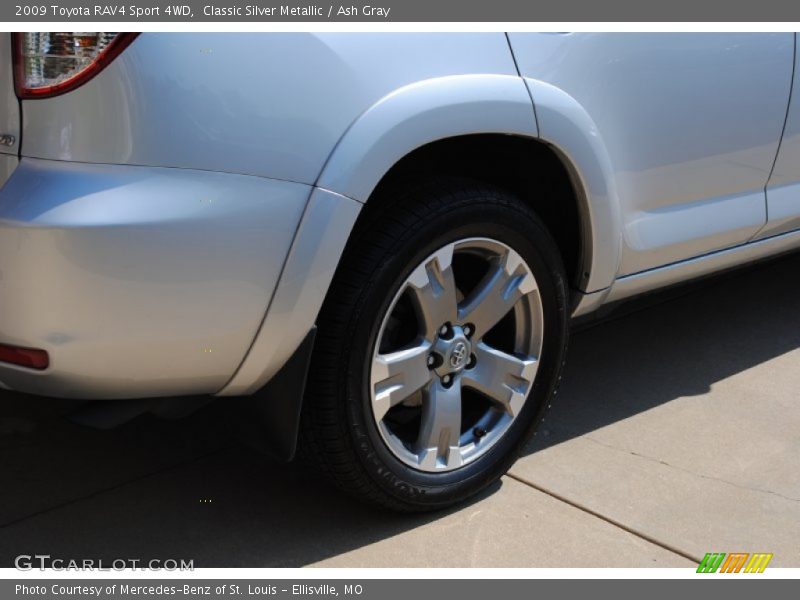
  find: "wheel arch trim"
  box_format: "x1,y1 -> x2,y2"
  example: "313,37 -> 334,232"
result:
217,187 -> 361,396
523,78 -> 623,295
315,74 -> 539,201
317,74 -> 622,297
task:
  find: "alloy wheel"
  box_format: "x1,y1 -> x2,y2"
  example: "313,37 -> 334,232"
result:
369,238 -> 544,472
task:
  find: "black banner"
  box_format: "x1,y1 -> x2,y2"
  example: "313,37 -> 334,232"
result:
2,579 -> 795,600
5,0 -> 800,22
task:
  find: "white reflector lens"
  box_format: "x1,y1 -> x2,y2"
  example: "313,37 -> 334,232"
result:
17,32 -> 120,95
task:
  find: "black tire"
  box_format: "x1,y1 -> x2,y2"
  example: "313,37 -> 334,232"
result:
298,178 -> 569,511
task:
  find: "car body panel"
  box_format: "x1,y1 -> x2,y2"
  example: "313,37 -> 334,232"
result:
760,37 -> 800,239
605,227 -> 800,305
0,153 -> 17,188
508,32 -> 794,282
0,158 -> 309,398
0,34 -> 19,187
21,33 -> 518,186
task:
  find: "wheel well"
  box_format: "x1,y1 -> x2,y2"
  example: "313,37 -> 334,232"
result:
367,134 -> 588,291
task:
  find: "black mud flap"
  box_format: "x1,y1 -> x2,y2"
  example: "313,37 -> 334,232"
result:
230,327 -> 316,462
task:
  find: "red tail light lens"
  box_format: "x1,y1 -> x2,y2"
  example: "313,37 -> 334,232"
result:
13,32 -> 139,99
0,343 -> 49,370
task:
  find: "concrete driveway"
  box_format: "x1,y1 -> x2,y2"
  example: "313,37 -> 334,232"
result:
1,254 -> 798,568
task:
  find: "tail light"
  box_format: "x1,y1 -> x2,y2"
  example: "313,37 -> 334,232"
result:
13,32 -> 139,99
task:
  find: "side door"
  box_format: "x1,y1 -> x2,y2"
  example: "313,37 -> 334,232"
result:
508,33 -> 793,278
759,35 -> 800,239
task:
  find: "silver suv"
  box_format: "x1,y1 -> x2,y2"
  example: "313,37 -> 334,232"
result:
1,32 -> 798,510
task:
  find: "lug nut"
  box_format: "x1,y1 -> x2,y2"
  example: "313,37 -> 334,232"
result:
427,353 -> 442,369
466,353 -> 477,369
441,374 -> 452,387
438,323 -> 452,338
463,323 -> 474,338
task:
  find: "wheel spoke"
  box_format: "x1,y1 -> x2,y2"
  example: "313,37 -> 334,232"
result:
406,245 -> 459,339
458,248 -> 537,339
462,342 -> 538,417
371,341 -> 433,421
415,379 -> 463,470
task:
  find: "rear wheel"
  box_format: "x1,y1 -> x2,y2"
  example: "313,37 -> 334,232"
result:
299,179 -> 569,511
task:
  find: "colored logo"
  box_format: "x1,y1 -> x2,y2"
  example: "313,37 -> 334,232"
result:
697,552 -> 773,573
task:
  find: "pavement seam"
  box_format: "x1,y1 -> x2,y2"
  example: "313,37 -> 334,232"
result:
583,436 -> 800,503
505,471 -> 703,564
0,447 -> 229,530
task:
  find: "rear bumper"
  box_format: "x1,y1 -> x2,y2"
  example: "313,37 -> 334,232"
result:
0,158 -> 312,399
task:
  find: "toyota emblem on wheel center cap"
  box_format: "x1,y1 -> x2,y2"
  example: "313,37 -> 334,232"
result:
449,341 -> 468,369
